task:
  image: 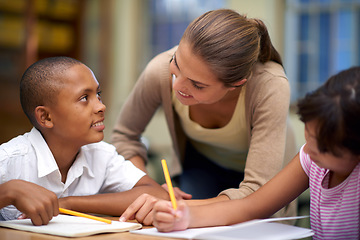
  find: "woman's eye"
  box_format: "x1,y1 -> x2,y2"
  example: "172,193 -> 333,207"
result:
192,81 -> 204,90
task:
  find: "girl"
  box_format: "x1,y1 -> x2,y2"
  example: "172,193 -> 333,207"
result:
153,66 -> 360,239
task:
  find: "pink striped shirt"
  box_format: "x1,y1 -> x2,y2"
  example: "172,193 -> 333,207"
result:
299,145 -> 360,239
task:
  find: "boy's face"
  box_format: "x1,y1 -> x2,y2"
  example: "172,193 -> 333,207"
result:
49,64 -> 106,147
304,120 -> 359,177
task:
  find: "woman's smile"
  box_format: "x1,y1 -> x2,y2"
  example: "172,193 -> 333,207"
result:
178,90 -> 191,97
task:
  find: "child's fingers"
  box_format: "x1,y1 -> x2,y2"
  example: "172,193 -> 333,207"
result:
153,211 -> 177,232
131,194 -> 159,225
119,193 -> 155,222
154,200 -> 174,213
153,200 -> 182,232
17,213 -> 27,219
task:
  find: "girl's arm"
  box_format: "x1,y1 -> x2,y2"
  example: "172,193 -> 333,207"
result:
154,154 -> 309,231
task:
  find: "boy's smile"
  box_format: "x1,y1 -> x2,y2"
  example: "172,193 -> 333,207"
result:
48,63 -> 106,149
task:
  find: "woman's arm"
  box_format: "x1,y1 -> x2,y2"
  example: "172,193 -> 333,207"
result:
111,51 -> 171,169
221,63 -> 295,200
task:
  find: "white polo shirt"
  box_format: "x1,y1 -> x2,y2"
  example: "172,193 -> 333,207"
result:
0,128 -> 145,220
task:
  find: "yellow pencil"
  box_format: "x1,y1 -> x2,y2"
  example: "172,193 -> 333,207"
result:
59,208 -> 112,224
161,159 -> 177,210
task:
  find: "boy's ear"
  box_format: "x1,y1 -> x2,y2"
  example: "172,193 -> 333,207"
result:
34,106 -> 53,128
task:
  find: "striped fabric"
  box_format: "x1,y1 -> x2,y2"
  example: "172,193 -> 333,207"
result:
299,145 -> 360,239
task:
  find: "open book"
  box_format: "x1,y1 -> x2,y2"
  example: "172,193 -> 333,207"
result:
131,216 -> 314,240
0,214 -> 142,237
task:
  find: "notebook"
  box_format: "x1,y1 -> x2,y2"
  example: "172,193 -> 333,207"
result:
0,214 -> 142,237
131,216 -> 314,240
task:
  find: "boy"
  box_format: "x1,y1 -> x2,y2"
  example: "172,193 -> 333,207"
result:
0,56 -> 168,226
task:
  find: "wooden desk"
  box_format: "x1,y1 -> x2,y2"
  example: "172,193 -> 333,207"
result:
0,217 -> 178,240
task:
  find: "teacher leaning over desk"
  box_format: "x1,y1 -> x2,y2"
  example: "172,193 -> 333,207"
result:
111,9 -> 298,225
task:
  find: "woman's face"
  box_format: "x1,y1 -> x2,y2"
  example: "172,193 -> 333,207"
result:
170,41 -> 237,106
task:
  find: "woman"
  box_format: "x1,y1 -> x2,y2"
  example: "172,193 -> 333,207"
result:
112,9 -> 297,223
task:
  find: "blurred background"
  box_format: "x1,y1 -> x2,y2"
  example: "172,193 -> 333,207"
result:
0,0 -> 359,227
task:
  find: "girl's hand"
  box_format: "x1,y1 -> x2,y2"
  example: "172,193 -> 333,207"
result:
153,199 -> 190,232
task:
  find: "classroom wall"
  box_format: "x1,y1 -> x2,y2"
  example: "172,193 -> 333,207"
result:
103,0 -> 148,141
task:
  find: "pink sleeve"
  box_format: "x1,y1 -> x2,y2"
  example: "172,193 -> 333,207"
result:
299,144 -> 311,177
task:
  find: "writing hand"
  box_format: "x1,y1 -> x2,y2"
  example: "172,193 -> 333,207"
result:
153,199 -> 190,232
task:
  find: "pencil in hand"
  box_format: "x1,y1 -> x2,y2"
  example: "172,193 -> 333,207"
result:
161,159 -> 177,210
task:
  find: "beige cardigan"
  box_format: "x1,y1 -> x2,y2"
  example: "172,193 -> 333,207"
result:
111,46 -> 297,218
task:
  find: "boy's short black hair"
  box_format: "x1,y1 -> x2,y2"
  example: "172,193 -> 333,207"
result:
20,56 -> 82,128
297,66 -> 360,156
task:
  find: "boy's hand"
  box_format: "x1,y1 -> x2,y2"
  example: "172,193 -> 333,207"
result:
119,193 -> 159,225
3,179 -> 59,226
153,199 -> 190,232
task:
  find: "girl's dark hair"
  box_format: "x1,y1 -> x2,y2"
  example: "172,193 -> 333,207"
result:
181,9 -> 282,87
297,66 -> 360,156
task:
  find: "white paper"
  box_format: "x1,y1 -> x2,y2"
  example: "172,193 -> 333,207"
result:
131,216 -> 313,240
0,214 -> 142,237
131,226 -> 232,239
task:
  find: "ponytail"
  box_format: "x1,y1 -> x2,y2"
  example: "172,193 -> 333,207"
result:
253,19 -> 283,66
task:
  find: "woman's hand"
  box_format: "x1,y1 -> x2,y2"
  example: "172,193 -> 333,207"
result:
153,199 -> 190,232
161,183 -> 192,200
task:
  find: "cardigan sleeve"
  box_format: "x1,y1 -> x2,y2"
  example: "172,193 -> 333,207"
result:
219,62 -> 297,200
111,50 -> 172,163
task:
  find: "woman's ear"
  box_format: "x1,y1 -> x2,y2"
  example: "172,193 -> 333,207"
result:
34,106 -> 53,128
229,79 -> 247,90
235,79 -> 247,87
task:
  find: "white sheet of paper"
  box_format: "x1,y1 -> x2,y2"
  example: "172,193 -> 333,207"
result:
131,216 -> 313,240
0,214 -> 142,237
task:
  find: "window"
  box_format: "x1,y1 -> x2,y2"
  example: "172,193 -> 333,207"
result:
149,0 -> 225,58
285,0 -> 360,102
